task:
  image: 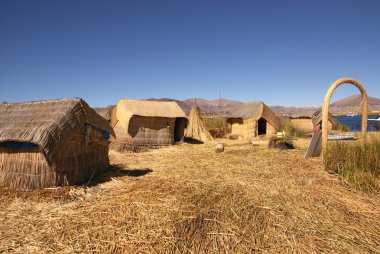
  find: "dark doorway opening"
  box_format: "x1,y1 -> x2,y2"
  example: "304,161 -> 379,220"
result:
174,118 -> 187,142
258,118 -> 267,135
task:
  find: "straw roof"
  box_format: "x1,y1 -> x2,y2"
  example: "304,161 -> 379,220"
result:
228,102 -> 281,129
0,98 -> 115,164
185,105 -> 212,142
118,99 -> 186,118
112,99 -> 186,129
290,110 -> 335,125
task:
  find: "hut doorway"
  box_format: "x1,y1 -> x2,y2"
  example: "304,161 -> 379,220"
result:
174,118 -> 186,142
258,118 -> 267,135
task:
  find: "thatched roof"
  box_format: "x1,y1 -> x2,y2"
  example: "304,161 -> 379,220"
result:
228,102 -> 281,129
112,99 -> 186,129
118,99 -> 186,118
0,98 -> 115,164
289,110 -> 335,126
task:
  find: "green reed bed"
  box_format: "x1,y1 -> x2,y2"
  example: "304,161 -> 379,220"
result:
280,119 -> 308,138
324,137 -> 380,193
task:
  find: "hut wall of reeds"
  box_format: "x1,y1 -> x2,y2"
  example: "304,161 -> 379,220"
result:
289,118 -> 315,132
290,118 -> 333,132
290,110 -> 334,132
110,99 -> 187,148
226,102 -> 281,140
0,98 -> 115,190
228,118 -> 254,139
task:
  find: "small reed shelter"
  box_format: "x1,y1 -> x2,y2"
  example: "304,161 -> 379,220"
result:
110,99 -> 187,148
0,98 -> 115,190
185,105 -> 213,143
290,110 -> 335,132
226,102 -> 281,140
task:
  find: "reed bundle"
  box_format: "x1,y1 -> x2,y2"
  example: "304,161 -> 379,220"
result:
184,106 -> 212,143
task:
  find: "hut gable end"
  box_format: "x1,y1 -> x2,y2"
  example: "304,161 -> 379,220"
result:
229,102 -> 281,130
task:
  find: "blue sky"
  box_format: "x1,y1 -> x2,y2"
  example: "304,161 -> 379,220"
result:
1,0 -> 379,107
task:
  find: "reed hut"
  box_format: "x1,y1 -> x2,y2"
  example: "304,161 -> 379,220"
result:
185,105 -> 213,143
110,99 -> 187,148
290,110 -> 335,132
0,98 -> 115,190
226,102 -> 281,140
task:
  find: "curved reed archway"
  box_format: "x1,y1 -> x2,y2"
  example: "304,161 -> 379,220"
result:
322,78 -> 368,157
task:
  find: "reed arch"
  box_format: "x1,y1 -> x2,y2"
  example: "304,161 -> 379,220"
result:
322,78 -> 368,156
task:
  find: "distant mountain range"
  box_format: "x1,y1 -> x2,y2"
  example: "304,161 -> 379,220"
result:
95,94 -> 380,117
271,95 -> 380,116
150,94 -> 380,116
145,97 -> 243,115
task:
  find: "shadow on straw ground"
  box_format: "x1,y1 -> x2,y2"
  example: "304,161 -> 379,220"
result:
0,165 -> 152,203
88,164 -> 153,187
184,137 -> 204,144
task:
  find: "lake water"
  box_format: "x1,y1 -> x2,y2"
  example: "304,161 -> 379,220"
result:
335,115 -> 380,132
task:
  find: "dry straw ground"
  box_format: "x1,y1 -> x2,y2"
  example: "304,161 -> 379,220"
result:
0,139 -> 379,253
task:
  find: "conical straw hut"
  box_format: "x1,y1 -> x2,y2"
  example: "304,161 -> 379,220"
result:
185,105 -> 213,143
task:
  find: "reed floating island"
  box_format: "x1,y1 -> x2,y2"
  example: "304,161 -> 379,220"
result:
0,98 -> 115,190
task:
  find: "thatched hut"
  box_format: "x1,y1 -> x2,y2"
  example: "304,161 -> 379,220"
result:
226,102 -> 281,140
110,99 -> 187,148
290,110 -> 335,132
0,98 -> 115,190
185,105 -> 213,143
